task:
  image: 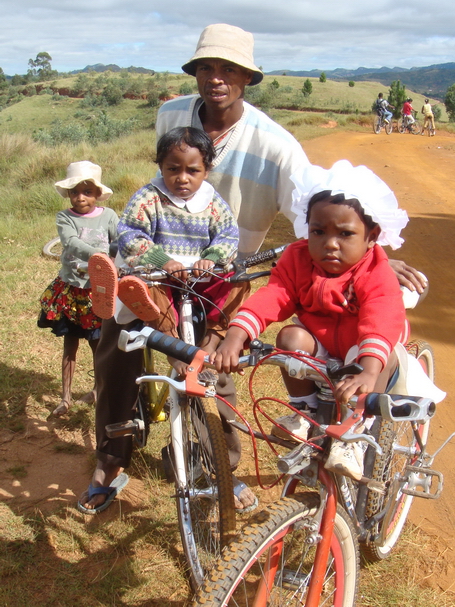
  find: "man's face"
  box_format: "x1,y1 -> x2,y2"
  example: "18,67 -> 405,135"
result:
195,59 -> 252,112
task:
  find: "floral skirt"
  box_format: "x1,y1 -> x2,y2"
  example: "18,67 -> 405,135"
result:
38,276 -> 101,340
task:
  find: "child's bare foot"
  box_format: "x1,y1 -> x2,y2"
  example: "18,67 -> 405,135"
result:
76,390 -> 97,405
53,399 -> 71,416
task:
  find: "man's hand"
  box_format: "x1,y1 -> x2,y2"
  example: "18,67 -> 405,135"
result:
389,259 -> 428,293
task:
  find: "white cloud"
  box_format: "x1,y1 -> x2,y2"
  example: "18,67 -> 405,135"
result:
1,0 -> 455,75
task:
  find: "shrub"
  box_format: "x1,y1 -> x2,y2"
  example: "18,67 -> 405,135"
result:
101,83 -> 124,106
179,82 -> 193,96
319,72 -> 327,83
349,81 -> 355,87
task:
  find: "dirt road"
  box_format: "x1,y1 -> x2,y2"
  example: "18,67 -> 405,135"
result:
304,128 -> 455,589
2,126 -> 455,599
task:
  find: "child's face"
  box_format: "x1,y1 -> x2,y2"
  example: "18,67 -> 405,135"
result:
307,200 -> 380,276
68,181 -> 100,214
160,144 -> 209,200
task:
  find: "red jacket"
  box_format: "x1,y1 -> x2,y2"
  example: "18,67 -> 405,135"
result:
231,240 -> 407,368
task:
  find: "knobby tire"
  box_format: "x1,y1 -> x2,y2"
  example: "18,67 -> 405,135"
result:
193,495 -> 359,607
361,339 -> 434,561
176,396 -> 236,591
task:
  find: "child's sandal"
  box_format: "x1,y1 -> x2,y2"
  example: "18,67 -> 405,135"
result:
117,276 -> 161,322
88,253 -> 118,319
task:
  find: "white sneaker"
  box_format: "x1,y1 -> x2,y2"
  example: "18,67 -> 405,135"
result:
324,440 -> 364,481
271,412 -> 312,442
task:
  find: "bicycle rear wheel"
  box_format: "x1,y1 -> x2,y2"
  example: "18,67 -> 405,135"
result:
42,236 -> 62,260
373,116 -> 382,134
173,396 -> 236,591
193,495 -> 359,607
397,119 -> 406,134
361,339 -> 434,561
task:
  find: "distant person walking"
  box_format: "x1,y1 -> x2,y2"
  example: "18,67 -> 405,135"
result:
421,99 -> 437,135
375,92 -> 394,124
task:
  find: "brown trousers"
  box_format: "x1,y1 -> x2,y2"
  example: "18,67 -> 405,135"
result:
95,317 -> 242,470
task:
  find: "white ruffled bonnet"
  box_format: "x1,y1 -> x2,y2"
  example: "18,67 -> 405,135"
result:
290,160 -> 408,250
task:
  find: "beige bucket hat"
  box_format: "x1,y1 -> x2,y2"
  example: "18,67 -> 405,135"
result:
182,23 -> 263,86
54,161 -> 113,201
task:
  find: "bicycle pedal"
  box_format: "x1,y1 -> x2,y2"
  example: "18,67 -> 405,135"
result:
401,465 -> 443,499
106,419 -> 145,438
198,369 -> 219,386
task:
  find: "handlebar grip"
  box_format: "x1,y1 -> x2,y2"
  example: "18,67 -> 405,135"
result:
243,245 -> 287,268
364,392 -> 435,422
146,330 -> 201,364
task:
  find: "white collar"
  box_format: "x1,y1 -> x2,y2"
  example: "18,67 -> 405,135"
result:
152,177 -> 214,213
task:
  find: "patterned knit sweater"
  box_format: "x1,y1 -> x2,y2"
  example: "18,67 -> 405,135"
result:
156,95 -> 310,257
117,178 -> 239,268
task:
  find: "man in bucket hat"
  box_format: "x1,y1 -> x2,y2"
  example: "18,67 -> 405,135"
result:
80,24 -> 427,514
80,23 -> 309,514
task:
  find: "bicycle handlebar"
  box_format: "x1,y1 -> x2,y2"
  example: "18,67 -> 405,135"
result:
118,326 -> 202,364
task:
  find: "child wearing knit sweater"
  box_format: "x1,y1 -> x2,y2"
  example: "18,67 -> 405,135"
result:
211,160 -> 410,481
89,127 -> 242,372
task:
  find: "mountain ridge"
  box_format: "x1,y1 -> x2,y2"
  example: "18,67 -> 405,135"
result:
267,63 -> 455,98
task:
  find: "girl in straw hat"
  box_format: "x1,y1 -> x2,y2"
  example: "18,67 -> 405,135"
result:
38,161 -> 118,416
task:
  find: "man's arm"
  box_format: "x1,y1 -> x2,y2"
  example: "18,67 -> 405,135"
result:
388,259 -> 428,293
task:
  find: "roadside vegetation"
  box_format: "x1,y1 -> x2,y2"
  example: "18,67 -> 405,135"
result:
0,69 -> 453,606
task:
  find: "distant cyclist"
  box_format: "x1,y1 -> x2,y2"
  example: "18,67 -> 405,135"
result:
375,92 -> 394,124
421,99 -> 437,136
401,98 -> 415,128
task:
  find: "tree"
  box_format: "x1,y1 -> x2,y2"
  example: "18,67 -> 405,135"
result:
28,52 -> 56,81
387,80 -> 407,118
319,72 -> 326,83
302,78 -> 313,97
0,67 -> 7,90
444,84 -> 455,122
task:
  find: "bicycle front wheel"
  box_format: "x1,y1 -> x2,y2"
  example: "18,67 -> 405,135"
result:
410,121 -> 421,135
193,495 -> 359,607
362,339 -> 434,561
174,396 -> 236,591
385,119 -> 393,134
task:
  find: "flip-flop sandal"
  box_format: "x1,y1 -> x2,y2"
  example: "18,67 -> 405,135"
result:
117,276 -> 161,322
233,479 -> 259,514
88,253 -> 119,319
77,472 -> 129,515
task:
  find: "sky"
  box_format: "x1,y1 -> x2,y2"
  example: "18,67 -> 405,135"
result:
2,0 -> 455,77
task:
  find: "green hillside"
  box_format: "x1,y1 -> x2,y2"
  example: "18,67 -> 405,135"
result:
0,72 -> 447,139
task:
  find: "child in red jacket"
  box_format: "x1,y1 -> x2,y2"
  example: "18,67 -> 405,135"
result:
211,160 -> 410,480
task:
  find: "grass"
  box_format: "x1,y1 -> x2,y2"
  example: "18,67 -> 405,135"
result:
0,91 -> 453,605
